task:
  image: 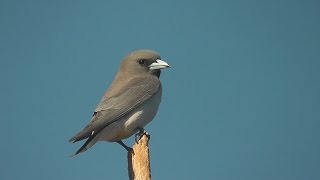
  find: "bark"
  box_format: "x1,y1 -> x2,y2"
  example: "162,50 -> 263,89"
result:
127,134 -> 151,180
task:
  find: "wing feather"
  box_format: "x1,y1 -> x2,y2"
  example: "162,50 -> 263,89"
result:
69,75 -> 160,142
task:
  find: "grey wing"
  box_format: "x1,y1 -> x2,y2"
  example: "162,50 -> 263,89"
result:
69,75 -> 160,142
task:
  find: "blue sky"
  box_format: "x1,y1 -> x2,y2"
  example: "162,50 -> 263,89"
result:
1,0 -> 320,179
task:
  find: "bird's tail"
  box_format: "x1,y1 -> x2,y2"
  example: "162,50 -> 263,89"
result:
71,133 -> 99,156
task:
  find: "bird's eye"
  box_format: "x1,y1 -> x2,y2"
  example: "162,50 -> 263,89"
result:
138,59 -> 145,65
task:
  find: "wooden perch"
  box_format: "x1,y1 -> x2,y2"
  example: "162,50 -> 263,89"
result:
127,134 -> 152,180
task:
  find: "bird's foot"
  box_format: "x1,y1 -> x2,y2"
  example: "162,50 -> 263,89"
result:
117,140 -> 133,152
135,127 -> 150,143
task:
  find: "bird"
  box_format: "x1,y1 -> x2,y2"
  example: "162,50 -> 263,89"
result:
69,49 -> 170,156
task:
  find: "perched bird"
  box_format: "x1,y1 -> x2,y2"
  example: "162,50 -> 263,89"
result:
69,49 -> 170,156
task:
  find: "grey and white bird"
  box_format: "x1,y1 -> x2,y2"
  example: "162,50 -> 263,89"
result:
69,49 -> 170,155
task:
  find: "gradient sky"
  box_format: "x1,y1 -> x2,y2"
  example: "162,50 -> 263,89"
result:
1,0 -> 320,179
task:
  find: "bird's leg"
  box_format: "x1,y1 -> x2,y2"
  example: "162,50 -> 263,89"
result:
135,127 -> 150,143
116,140 -> 133,152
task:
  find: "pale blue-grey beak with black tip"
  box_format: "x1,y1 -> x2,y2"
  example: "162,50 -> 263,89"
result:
69,49 -> 170,156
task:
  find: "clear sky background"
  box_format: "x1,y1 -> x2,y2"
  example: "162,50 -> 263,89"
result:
1,0 -> 319,179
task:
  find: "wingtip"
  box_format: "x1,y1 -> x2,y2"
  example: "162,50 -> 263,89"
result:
69,135 -> 80,143
74,148 -> 85,156
68,137 -> 75,143
69,152 -> 78,157
69,148 -> 83,157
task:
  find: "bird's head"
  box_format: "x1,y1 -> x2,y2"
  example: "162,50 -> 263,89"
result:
120,49 -> 170,77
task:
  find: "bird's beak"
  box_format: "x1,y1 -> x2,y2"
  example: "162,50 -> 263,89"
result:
149,59 -> 170,70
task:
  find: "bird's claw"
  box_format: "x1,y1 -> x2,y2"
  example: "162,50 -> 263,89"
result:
135,128 -> 149,143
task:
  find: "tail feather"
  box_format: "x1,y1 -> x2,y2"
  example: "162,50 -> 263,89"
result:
71,133 -> 99,156
69,131 -> 90,143
69,134 -> 90,143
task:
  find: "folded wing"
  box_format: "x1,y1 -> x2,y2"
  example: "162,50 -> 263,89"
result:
69,75 -> 160,142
